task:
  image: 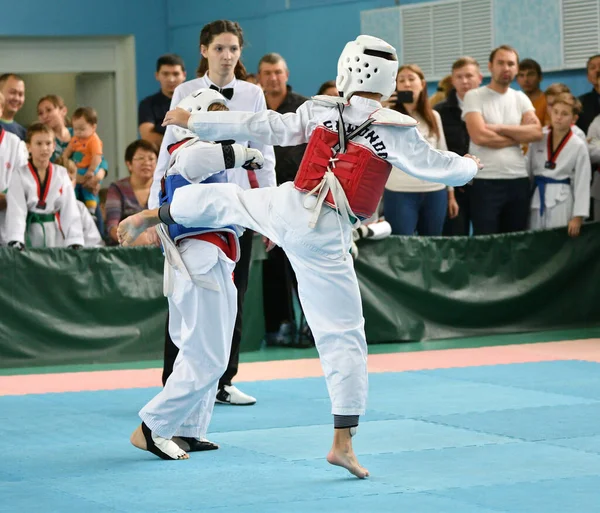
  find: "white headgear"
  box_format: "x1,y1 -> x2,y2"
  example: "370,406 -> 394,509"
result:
172,88 -> 228,141
336,35 -> 398,101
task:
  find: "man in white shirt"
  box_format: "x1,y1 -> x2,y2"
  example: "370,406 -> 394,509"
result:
463,45 -> 542,235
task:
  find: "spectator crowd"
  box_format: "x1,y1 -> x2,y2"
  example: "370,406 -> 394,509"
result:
1,26 -> 600,350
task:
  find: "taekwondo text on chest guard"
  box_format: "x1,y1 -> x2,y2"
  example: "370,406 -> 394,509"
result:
322,120 -> 388,158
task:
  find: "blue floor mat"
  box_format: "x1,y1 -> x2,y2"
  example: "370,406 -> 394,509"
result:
1,360 -> 599,513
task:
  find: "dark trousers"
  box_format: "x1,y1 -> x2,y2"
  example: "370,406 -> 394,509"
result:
470,178 -> 530,235
262,246 -> 296,333
443,185 -> 471,236
161,230 -> 254,387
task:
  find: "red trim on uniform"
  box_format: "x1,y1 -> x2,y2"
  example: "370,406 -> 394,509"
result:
27,161 -> 53,209
27,161 -> 41,197
547,128 -> 573,165
0,127 -> 5,145
55,212 -> 65,239
247,169 -> 259,189
188,231 -> 236,260
167,137 -> 194,155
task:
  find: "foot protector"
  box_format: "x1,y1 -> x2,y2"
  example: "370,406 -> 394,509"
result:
141,422 -> 187,460
176,436 -> 219,452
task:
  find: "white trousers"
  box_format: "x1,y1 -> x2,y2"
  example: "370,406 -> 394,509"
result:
29,220 -> 62,247
139,239 -> 237,439
529,195 -> 574,231
172,182 -> 368,416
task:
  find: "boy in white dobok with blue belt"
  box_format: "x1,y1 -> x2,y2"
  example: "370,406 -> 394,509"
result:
119,35 -> 481,477
527,92 -> 591,236
125,88 -> 264,461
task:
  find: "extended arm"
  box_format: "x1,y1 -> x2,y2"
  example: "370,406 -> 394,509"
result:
163,104 -> 313,148
386,126 -> 479,187
172,142 -> 264,183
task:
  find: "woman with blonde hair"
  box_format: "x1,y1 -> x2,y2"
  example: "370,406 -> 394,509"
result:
429,74 -> 453,107
383,64 -> 458,235
37,94 -> 72,165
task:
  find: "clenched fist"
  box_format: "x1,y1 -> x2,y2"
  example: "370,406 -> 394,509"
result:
241,147 -> 264,170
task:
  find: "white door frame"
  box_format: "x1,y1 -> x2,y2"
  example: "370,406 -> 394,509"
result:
0,36 -> 137,179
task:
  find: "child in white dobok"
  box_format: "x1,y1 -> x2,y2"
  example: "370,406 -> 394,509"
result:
5,123 -> 83,249
528,93 -> 591,236
0,91 -> 28,245
119,35 -> 481,477
124,89 -> 264,461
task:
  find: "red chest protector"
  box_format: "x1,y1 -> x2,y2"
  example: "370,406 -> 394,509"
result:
293,121 -> 391,220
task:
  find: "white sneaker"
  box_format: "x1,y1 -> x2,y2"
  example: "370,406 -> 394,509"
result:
216,384 -> 256,405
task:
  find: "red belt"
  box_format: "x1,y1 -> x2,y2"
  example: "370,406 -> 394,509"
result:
186,231 -> 236,260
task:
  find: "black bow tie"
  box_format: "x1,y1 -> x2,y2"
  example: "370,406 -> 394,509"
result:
209,84 -> 234,100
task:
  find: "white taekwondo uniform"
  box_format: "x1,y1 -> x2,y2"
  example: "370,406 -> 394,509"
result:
0,127 -> 28,244
5,161 -> 84,247
527,126 -> 591,230
167,94 -> 478,418
141,138 -> 248,441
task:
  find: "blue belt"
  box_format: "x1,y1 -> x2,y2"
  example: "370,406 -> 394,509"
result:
534,176 -> 570,216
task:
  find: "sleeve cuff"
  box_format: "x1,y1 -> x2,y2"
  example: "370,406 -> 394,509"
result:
158,203 -> 176,225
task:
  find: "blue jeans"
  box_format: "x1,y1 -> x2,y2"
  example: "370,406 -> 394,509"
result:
383,188 -> 448,236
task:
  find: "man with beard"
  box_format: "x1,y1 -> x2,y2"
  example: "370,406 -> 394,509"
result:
463,45 -> 542,235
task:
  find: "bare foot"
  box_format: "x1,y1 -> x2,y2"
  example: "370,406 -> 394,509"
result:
130,424 -> 189,460
118,209 -> 159,247
326,428 -> 369,479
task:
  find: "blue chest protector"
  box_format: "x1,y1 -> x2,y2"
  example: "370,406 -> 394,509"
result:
160,170 -> 236,242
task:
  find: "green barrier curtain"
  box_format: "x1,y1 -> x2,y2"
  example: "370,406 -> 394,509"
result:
355,223 -> 600,342
1,224 -> 599,369
0,237 -> 267,370
0,246 -> 167,369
